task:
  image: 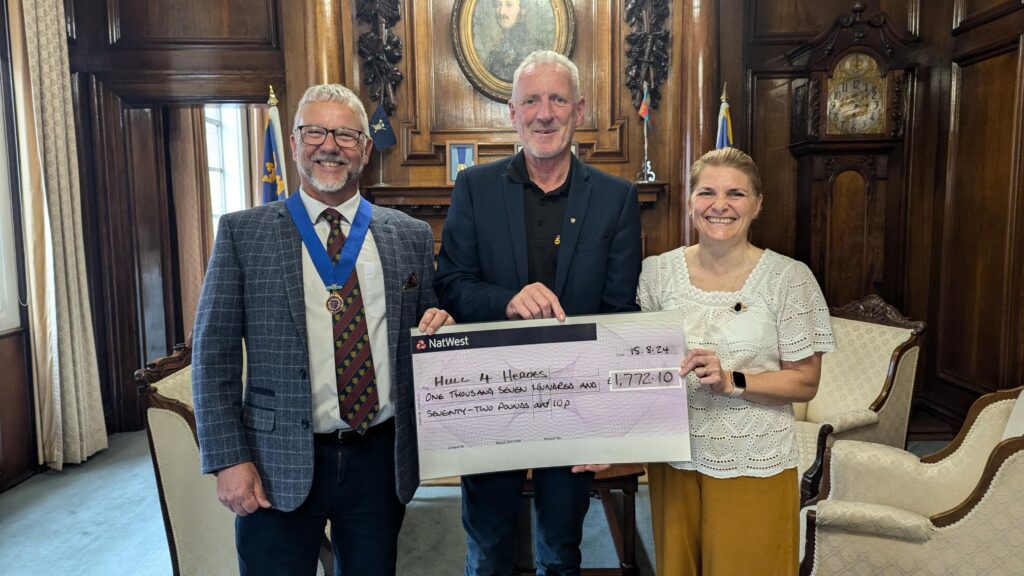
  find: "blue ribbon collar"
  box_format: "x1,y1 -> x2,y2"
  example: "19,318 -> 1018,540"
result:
286,191 -> 372,290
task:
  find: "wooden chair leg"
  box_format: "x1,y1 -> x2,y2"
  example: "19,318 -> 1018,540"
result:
598,485 -> 639,576
621,482 -> 638,575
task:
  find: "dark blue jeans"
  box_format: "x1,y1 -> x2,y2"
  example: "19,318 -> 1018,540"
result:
235,422 -> 405,576
462,466 -> 594,576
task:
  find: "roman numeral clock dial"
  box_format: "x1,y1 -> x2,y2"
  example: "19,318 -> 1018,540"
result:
826,52 -> 886,135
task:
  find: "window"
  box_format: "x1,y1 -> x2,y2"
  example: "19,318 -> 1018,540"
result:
0,94 -> 20,333
205,104 -> 249,231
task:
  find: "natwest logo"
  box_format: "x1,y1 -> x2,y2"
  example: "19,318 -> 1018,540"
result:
426,335 -> 470,350
415,340 -> 427,351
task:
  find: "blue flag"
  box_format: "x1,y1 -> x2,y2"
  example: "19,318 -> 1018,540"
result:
369,104 -> 397,152
260,117 -> 285,204
716,88 -> 733,149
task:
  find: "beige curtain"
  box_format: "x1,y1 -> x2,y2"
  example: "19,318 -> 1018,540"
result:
249,105 -> 270,207
168,107 -> 213,334
8,0 -> 107,469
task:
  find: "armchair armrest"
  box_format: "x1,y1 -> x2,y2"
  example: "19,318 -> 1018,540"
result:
818,409 -> 879,434
826,440 -> 952,516
932,437 -> 1024,527
816,500 -> 932,542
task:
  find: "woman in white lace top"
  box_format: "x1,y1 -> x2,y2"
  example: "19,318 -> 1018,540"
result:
637,148 -> 835,574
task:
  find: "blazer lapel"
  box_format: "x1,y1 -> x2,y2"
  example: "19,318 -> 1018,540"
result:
277,204 -> 308,348
555,158 -> 592,296
502,175 -> 529,286
368,206 -> 401,365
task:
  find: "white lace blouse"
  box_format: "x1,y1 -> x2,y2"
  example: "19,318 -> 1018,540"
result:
637,247 -> 835,478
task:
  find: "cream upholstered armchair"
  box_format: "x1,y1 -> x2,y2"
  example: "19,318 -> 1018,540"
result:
794,295 -> 925,503
800,385 -> 1024,575
135,340 -> 331,576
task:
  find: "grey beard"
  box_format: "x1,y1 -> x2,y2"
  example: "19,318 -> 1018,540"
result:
299,158 -> 362,193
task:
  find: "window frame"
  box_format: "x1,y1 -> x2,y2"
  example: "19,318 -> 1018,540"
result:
0,2 -> 26,336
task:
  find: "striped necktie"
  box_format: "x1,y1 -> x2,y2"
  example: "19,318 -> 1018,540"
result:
320,208 -> 379,433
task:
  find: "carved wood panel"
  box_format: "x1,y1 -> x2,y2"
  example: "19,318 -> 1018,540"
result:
936,46 -> 1023,395
792,151 -> 893,308
829,169 -> 871,306
72,0 -> 284,89
84,77 -> 144,431
65,0 -> 76,41
107,0 -> 278,48
0,330 -> 33,492
126,108 -> 177,365
954,0 -> 1024,32
750,76 -> 800,257
750,0 -> 919,44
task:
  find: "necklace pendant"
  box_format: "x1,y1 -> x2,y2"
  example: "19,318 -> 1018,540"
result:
326,291 -> 346,314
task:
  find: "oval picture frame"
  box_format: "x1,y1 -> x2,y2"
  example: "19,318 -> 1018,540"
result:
451,0 -> 576,103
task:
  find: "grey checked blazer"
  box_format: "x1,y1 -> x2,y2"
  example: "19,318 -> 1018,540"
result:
192,199 -> 437,511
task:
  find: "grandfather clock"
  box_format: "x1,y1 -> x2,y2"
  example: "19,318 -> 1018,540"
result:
787,3 -> 915,308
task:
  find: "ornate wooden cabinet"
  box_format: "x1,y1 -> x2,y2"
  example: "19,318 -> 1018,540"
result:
787,3 -> 915,308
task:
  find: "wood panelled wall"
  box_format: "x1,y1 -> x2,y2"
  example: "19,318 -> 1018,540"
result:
332,1 -> 688,259
69,0 -> 286,431
68,0 -> 698,432
65,0 -> 1023,433
720,0 -> 1024,429
0,330 -> 33,491
932,2 -> 1024,423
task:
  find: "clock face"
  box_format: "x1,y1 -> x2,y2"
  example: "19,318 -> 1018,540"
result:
826,53 -> 886,135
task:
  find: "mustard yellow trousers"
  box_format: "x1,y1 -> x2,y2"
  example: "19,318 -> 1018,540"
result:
648,464 -> 799,576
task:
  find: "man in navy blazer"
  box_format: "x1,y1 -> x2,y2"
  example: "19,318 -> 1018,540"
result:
434,51 -> 642,575
192,84 -> 452,576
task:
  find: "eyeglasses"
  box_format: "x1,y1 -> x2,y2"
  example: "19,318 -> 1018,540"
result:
296,125 -> 367,149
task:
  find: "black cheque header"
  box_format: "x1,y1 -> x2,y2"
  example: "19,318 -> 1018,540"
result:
411,323 -> 597,355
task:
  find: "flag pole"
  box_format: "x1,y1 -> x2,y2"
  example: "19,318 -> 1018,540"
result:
374,150 -> 387,187
367,103 -> 395,187
635,81 -> 656,182
267,85 -> 289,196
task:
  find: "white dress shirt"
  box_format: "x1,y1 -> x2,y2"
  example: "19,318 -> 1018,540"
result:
298,189 -> 393,432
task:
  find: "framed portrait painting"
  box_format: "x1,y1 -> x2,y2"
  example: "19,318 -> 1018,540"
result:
451,0 -> 576,102
446,141 -> 478,185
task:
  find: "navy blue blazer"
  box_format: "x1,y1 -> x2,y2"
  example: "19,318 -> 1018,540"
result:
435,154 -> 641,322
192,200 -> 437,510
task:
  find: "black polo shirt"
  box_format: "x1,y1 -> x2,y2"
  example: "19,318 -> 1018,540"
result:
509,152 -> 573,289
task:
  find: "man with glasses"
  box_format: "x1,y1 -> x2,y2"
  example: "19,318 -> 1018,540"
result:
193,83 -> 453,576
